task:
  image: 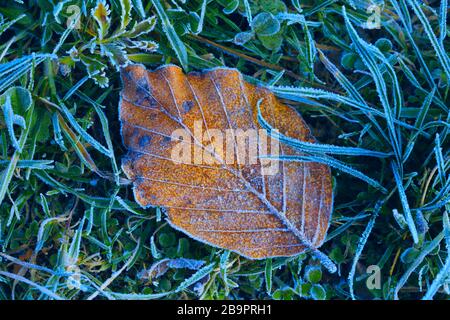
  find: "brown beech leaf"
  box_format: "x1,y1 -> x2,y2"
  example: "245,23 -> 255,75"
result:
120,64 -> 335,271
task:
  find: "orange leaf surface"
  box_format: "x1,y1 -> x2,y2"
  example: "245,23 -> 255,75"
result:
120,64 -> 334,269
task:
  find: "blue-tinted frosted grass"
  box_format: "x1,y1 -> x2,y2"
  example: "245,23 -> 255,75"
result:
57,118 -> 100,173
166,258 -> 206,270
264,154 -> 386,192
265,258 -> 273,295
364,51 -> 403,120
343,7 -> 402,162
0,36 -> 15,62
261,83 -> 362,124
2,96 -> 23,151
418,264 -> 427,292
115,195 -> 143,215
348,203 -> 380,300
0,14 -> 25,36
0,54 -> 52,92
325,212 -> 371,242
151,0 -> 188,70
233,257 -> 297,277
52,11 -> 80,55
394,231 -> 444,299
403,88 -> 436,162
62,75 -> 90,101
391,162 -> 419,244
397,56 -> 422,89
439,0 -> 448,44
35,216 -> 69,253
87,239 -> 141,300
257,96 -> 388,191
39,194 -> 51,217
60,83 -> 122,182
0,252 -> 68,277
0,55 -> 30,75
423,212 -> 450,300
318,49 -> 365,105
0,160 -> 53,170
434,134 -> 447,187
156,206 -> 162,222
132,0 -> 146,18
407,0 -> 450,83
67,216 -> 85,264
393,208 -> 407,229
92,103 -> 120,184
34,171 -> 133,210
219,250 -> 230,288
194,0 -> 208,34
312,250 -> 337,274
269,86 -> 419,133
276,13 -> 322,27
414,88 -> 436,130
398,0 -> 413,31
417,136 -> 450,210
85,206 -> 94,235
404,120 -> 450,171
86,235 -> 109,250
300,20 -> 316,76
421,174 -> 450,212
58,102 -> 112,157
0,270 -> 64,300
51,112 -> 67,151
0,102 -> 34,208
150,235 -> 162,259
391,0 -> 436,89
242,0 -> 252,24
303,0 -> 335,16
352,54 -> 398,96
318,49 -> 389,143
266,70 -> 285,86
61,80 -> 107,110
111,291 -> 172,300
262,124 -> 390,157
175,262 -> 216,293
257,101 -> 391,158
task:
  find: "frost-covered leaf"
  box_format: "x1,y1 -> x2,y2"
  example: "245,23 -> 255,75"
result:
123,16 -> 157,38
310,283 -> 326,300
127,40 -> 159,52
251,12 -> 280,36
258,32 -> 283,51
0,86 -> 32,114
120,0 -> 133,31
79,55 -> 109,87
91,72 -> 110,88
1,95 -> 21,150
92,0 -> 111,40
0,86 -> 32,151
222,0 -> 239,14
233,31 -> 254,45
101,43 -> 131,70
119,65 -> 335,271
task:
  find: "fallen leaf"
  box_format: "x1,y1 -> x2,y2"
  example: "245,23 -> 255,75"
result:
120,64 -> 333,263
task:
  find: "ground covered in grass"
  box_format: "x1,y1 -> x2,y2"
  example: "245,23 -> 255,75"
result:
0,0 -> 449,300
